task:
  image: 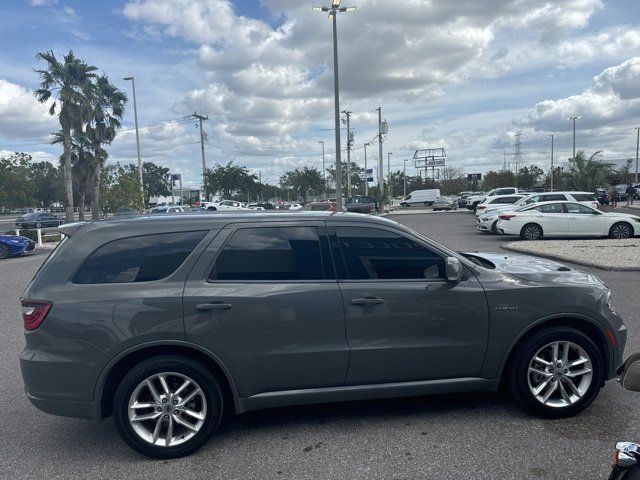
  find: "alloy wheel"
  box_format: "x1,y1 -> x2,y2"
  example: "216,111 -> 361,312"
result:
127,372 -> 207,447
610,223 -> 631,239
522,224 -> 542,240
527,341 -> 593,408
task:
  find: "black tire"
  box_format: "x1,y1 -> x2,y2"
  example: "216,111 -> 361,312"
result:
113,355 -> 223,459
508,327 -> 604,418
520,223 -> 543,240
207,206 -> 217,211
491,220 -> 499,234
424,202 -> 430,207
0,244 -> 10,259
609,222 -> 633,239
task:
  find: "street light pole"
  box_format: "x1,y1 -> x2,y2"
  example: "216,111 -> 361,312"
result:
313,1 -> 355,211
568,116 -> 580,161
403,158 -> 408,197
123,76 -> 143,204
376,106 -> 384,212
635,127 -> 639,184
549,133 -> 556,191
387,152 -> 393,199
318,140 -> 327,199
364,142 -> 370,196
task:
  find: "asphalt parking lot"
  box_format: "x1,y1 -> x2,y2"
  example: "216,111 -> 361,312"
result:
0,211 -> 638,479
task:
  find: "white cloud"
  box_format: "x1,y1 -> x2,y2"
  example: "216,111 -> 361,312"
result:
0,79 -> 56,140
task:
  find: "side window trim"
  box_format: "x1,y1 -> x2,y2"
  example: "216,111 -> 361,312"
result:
206,222 -> 335,283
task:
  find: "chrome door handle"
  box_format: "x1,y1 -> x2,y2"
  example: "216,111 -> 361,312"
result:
351,297 -> 384,305
196,303 -> 232,311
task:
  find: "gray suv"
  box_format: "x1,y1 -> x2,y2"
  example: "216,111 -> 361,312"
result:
20,213 -> 626,458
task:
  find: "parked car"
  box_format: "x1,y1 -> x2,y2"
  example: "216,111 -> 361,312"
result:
476,209 -> 509,234
0,235 -> 35,259
201,200 -> 248,211
149,206 -> 188,214
457,191 -> 474,208
432,196 -> 458,211
483,191 -> 601,217
496,201 -> 640,239
288,203 -> 303,211
400,189 -> 441,207
20,212 -> 626,458
474,194 -> 526,216
246,204 -> 265,210
595,189 -> 609,206
345,196 -> 377,214
15,212 -> 63,229
466,187 -> 519,211
300,201 -> 345,211
616,185 -> 630,202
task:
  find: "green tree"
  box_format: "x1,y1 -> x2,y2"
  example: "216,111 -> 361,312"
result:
0,152 -> 65,210
516,166 -> 544,189
203,162 -> 257,199
280,166 -> 325,199
86,74 -> 127,219
568,150 -> 613,191
125,162 -> 171,204
482,170 -> 517,190
326,161 -> 365,196
100,164 -> 144,212
35,50 -> 97,222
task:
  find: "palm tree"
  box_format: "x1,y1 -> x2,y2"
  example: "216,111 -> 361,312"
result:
52,131 -> 96,221
35,50 -> 97,223
568,150 -> 613,192
86,75 -> 127,220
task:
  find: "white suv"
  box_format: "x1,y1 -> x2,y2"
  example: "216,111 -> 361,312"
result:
466,187 -> 519,211
475,194 -> 526,216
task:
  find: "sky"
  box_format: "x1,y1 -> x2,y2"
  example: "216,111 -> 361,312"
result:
1,0 -> 640,189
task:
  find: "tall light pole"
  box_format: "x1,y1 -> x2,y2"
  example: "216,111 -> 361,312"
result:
387,152 -> 393,199
313,1 -> 355,211
364,142 -> 370,196
403,158 -> 408,197
635,127 -> 639,184
318,140 -> 326,199
568,116 -> 580,161
123,76 -> 143,203
342,110 -> 352,197
549,133 -> 556,191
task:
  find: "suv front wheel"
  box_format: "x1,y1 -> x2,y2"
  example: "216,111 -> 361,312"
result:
508,327 -> 604,418
113,355 -> 223,459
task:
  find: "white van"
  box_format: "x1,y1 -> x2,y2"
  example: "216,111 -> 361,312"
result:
400,189 -> 441,206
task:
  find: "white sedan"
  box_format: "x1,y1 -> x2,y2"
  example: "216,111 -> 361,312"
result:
496,201 -> 640,240
201,200 -> 249,211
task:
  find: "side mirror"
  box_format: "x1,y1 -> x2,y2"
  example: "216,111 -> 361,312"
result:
619,354 -> 640,392
445,257 -> 463,282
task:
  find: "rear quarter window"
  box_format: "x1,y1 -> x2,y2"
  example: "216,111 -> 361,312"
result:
572,194 -> 597,202
72,231 -> 206,284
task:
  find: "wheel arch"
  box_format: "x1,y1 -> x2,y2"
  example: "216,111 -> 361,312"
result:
95,341 -> 240,419
498,314 -> 612,386
520,222 -> 543,238
609,221 -> 634,238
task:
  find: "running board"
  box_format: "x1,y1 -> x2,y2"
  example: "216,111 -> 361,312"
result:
237,377 -> 499,414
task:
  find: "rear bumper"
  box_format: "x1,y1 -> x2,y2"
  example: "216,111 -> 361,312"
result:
25,391 -> 95,419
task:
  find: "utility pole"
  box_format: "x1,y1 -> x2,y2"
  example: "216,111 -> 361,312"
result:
187,112 -> 209,196
123,76 -> 144,205
313,1 -> 355,211
318,141 -> 326,199
549,133 -> 556,191
364,142 -> 370,196
377,106 -> 384,212
635,127 -> 639,183
342,110 -> 352,197
568,116 -> 580,161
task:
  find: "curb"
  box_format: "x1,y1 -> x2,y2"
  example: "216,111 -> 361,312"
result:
500,243 -> 640,271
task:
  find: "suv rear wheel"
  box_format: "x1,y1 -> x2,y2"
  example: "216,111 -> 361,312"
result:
113,355 -> 223,459
508,327 -> 604,418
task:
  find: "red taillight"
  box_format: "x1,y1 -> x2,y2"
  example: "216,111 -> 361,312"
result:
21,300 -> 52,331
499,214 -> 516,220
477,205 -> 486,210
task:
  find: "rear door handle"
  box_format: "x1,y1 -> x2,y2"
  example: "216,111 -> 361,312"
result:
196,302 -> 232,311
351,297 -> 384,305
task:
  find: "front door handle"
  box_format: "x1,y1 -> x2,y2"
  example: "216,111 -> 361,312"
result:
351,297 -> 384,305
196,302 -> 232,311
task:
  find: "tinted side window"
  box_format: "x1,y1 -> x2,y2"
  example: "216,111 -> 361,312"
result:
335,226 -> 444,280
210,227 -> 324,281
73,231 -> 206,284
572,194 -> 597,202
540,194 -> 567,202
536,204 -> 564,213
